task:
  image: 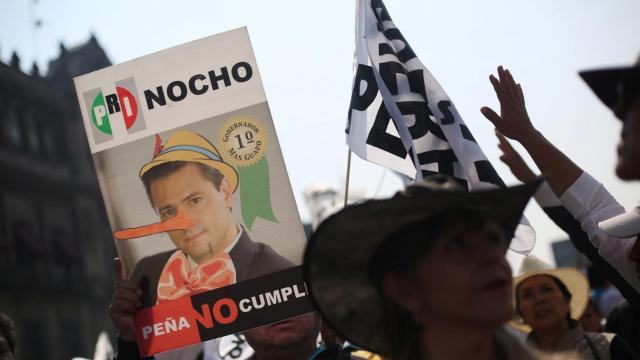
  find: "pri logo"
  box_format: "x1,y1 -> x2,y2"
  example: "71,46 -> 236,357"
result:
83,77 -> 147,144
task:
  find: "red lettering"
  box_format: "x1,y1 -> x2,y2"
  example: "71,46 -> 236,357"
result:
212,298 -> 238,325
191,304 -> 213,328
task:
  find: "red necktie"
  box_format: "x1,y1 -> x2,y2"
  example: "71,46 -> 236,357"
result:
156,250 -> 236,304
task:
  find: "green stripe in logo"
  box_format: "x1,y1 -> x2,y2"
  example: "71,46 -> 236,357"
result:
91,91 -> 112,135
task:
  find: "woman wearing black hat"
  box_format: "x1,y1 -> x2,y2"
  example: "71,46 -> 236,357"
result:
304,177 -> 553,360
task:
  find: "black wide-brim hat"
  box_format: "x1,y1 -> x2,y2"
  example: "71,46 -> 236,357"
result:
303,179 -> 541,355
579,56 -> 640,112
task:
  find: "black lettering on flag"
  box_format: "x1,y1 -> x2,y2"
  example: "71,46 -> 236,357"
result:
371,0 -> 392,23
397,101 -> 446,141
438,100 -> 455,125
475,160 -> 507,188
366,102 -> 407,158
381,28 -> 416,64
459,124 -> 476,143
379,61 -> 407,96
347,64 -> 379,134
418,149 -> 458,178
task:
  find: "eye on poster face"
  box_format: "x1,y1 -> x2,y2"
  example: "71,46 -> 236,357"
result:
74,27 -> 312,356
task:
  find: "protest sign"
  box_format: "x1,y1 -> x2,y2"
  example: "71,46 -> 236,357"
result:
74,27 -> 312,356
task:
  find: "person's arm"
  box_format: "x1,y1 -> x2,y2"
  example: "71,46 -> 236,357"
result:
497,133 -> 640,305
482,66 -> 640,296
481,66 -> 583,197
109,258 -> 154,360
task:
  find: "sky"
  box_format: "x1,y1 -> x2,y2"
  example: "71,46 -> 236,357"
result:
2,0 -> 640,271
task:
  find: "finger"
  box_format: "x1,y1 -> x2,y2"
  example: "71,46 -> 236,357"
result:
115,279 -> 143,294
503,69 -> 522,102
489,74 -> 502,95
112,288 -> 142,308
497,66 -> 507,85
489,75 -> 508,105
505,69 -> 517,88
114,257 -> 126,283
517,83 -> 525,103
499,155 -> 511,164
495,131 -> 514,151
110,298 -> 139,314
480,107 -> 502,127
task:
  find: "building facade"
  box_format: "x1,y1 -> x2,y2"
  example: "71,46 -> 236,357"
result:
0,36 -> 116,360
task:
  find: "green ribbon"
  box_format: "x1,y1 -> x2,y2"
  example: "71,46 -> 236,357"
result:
238,157 -> 278,230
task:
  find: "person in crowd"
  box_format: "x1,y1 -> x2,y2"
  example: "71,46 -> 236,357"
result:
304,175 -> 555,360
480,62 -> 640,300
606,302 -> 640,356
244,313 -> 366,360
512,256 -> 636,358
581,299 -> 604,333
493,130 -> 640,306
0,313 -> 16,360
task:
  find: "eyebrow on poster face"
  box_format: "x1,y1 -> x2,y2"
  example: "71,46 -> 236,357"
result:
157,191 -> 204,217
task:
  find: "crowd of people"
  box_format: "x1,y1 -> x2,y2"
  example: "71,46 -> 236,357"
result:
121,57 -> 639,359
4,56 -> 638,360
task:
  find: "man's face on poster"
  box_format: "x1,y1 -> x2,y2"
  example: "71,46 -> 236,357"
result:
149,162 -> 238,264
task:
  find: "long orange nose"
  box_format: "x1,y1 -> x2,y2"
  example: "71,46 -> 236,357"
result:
113,210 -> 195,240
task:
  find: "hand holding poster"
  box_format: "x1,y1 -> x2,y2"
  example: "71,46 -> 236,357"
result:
74,27 -> 312,356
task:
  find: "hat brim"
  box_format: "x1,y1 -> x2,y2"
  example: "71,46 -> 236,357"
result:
598,207 -> 640,238
579,66 -> 640,111
509,268 -> 589,333
140,158 -> 239,193
303,180 -> 541,355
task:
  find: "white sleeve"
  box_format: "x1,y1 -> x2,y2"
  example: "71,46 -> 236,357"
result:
560,172 -> 640,293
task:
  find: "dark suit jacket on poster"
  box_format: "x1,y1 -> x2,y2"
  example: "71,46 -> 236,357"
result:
130,230 -> 293,307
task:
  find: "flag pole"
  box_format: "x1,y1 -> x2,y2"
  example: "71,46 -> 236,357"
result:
344,149 -> 352,207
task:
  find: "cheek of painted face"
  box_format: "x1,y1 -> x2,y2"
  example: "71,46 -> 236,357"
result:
615,97 -> 640,180
517,275 -> 571,331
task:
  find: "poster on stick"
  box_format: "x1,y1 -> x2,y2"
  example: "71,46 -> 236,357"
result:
73,27 -> 312,356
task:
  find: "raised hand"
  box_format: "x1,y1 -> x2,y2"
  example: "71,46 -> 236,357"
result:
481,66 -> 536,143
108,258 -> 141,342
495,130 -> 538,183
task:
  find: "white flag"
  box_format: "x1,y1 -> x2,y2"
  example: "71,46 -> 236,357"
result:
346,0 -> 536,254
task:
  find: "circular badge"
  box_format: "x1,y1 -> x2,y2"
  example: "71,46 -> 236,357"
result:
219,116 -> 267,168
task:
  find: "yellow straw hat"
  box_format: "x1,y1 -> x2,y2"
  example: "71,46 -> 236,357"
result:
139,130 -> 239,192
510,256 -> 589,333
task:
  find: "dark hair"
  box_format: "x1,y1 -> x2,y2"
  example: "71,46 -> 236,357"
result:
0,313 -> 16,355
141,161 -> 225,207
515,274 -> 573,324
368,209 -> 500,360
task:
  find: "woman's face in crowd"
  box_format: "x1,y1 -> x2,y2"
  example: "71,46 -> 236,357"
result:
400,220 -> 513,328
517,275 -> 570,331
615,90 -> 640,180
